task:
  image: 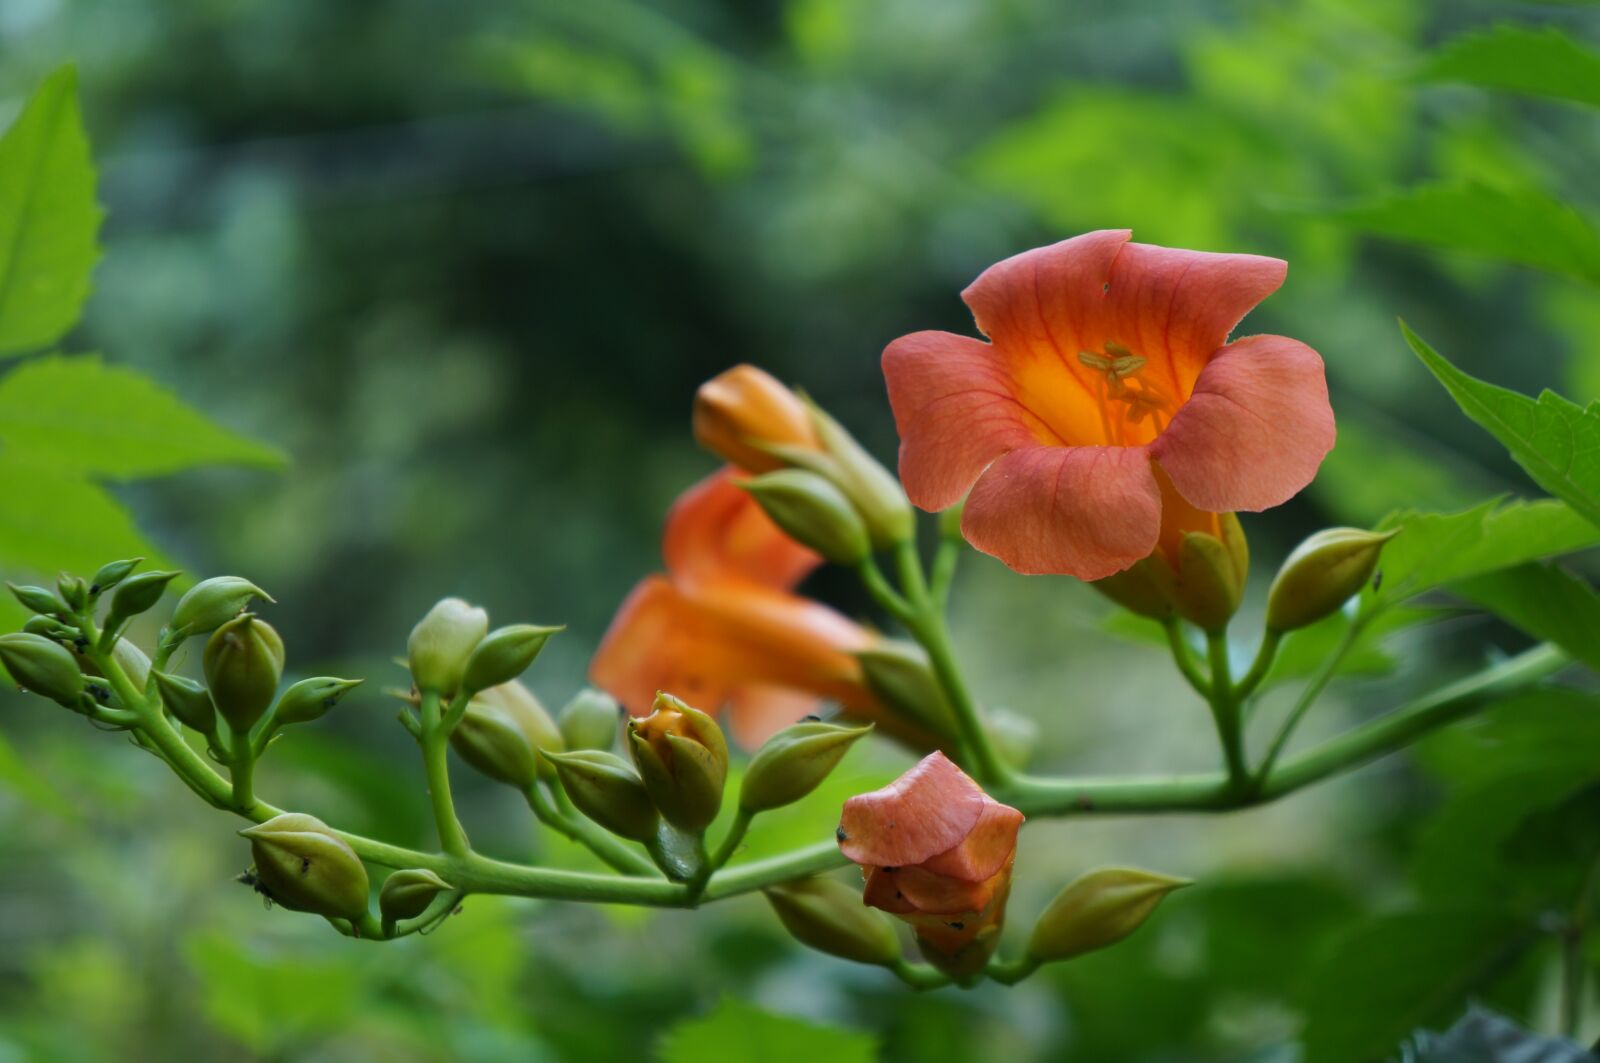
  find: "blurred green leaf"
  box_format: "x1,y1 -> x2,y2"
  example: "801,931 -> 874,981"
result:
1329,182 -> 1600,286
1452,563 -> 1600,671
0,66 -> 101,356
1264,605 -> 1442,690
1417,689 -> 1600,787
1300,911 -> 1531,1063
1362,498 -> 1600,614
0,725 -> 73,819
657,997 -> 876,1063
0,454 -> 175,579
1421,23 -> 1600,109
186,932 -> 367,1055
1405,322 -> 1600,527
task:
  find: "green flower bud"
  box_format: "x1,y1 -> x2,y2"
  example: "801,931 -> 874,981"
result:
274,677 -> 364,727
854,640 -> 958,736
241,813 -> 370,921
1026,867 -> 1190,964
22,615 -> 77,640
1170,515 -> 1248,632
626,693 -> 729,833
741,470 -> 871,566
544,749 -> 659,842
559,688 -> 621,751
153,670 -> 217,733
1266,527 -> 1398,633
7,583 -> 68,617
103,638 -> 151,692
0,632 -> 85,708
1090,559 -> 1175,620
765,876 -> 902,967
170,576 -> 274,637
203,614 -> 285,733
56,574 -> 86,612
462,623 -> 562,694
938,498 -> 965,542
740,720 -> 872,813
379,868 -> 453,927
105,570 -> 180,629
802,400 -> 915,548
407,597 -> 488,694
89,558 -> 143,596
450,680 -> 564,789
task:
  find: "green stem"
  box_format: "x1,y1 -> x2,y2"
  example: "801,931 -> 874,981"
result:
895,540 -> 1010,786
857,557 -> 914,623
985,957 -> 1040,986
891,958 -> 953,990
525,784 -> 659,877
1162,618 -> 1211,698
1254,616 -> 1366,786
230,749 -> 256,813
1233,628 -> 1282,704
929,536 -> 961,610
1205,630 -> 1249,790
709,808 -> 754,869
419,691 -> 470,858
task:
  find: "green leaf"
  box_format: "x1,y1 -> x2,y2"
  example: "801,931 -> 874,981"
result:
1300,911 -> 1531,1063
0,354 -> 283,476
1452,563 -> 1600,672
1264,605 -> 1442,690
657,997 -> 877,1063
1421,24 -> 1600,109
0,66 -> 102,355
1362,498 -> 1600,614
0,454 -> 175,577
185,932 -> 367,1055
1404,322 -> 1600,528
1328,182 -> 1600,286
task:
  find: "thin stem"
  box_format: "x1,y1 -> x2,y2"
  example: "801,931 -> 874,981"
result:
929,536 -> 961,610
891,958 -> 953,990
1162,618 -> 1211,698
1233,628 -> 1283,704
709,808 -> 754,869
229,748 -> 256,813
857,556 -> 914,623
419,691 -> 470,858
525,784 -> 659,877
1205,630 -> 1249,790
985,957 -> 1040,986
895,540 -> 1010,786
1254,617 -> 1366,786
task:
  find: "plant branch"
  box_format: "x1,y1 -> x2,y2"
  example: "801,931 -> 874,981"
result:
1205,630 -> 1249,790
1162,618 -> 1211,698
418,690 -> 471,857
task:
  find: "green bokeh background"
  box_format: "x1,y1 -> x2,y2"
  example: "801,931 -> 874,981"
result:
0,0 -> 1596,1059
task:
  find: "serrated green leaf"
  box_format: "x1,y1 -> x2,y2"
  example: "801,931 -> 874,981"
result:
0,354 -> 282,476
1404,323 -> 1600,528
1328,182 -> 1600,286
0,66 -> 102,356
1421,23 -> 1600,109
1300,911 -> 1531,1063
1362,498 -> 1600,614
657,997 -> 877,1063
1452,563 -> 1600,672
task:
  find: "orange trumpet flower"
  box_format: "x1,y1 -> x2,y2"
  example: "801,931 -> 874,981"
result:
589,468 -> 881,747
838,751 -> 1024,975
883,230 -> 1335,580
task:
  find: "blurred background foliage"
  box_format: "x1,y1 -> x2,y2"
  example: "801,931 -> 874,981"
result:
1,0 -> 1599,1059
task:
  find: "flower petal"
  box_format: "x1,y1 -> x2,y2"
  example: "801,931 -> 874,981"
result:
961,445 -> 1162,579
838,751 -> 987,868
1150,334 -> 1335,512
663,468 -> 821,591
1104,243 -> 1287,400
886,864 -> 1005,915
917,798 -> 1024,882
881,330 -> 1040,511
725,685 -> 822,749
588,577 -> 741,714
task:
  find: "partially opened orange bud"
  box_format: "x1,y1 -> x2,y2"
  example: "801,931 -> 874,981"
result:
1026,867 -> 1190,964
626,693 -> 728,833
693,365 -> 820,474
837,751 -> 1023,977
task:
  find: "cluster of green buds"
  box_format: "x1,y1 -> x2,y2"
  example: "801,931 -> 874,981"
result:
1093,513 -> 1251,632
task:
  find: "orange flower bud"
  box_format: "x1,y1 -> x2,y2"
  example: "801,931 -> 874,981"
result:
837,751 -> 1023,977
693,365 -> 820,474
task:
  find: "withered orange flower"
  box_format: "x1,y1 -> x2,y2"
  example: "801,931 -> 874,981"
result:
883,230 -> 1335,580
589,468 -> 881,747
838,751 -> 1024,974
